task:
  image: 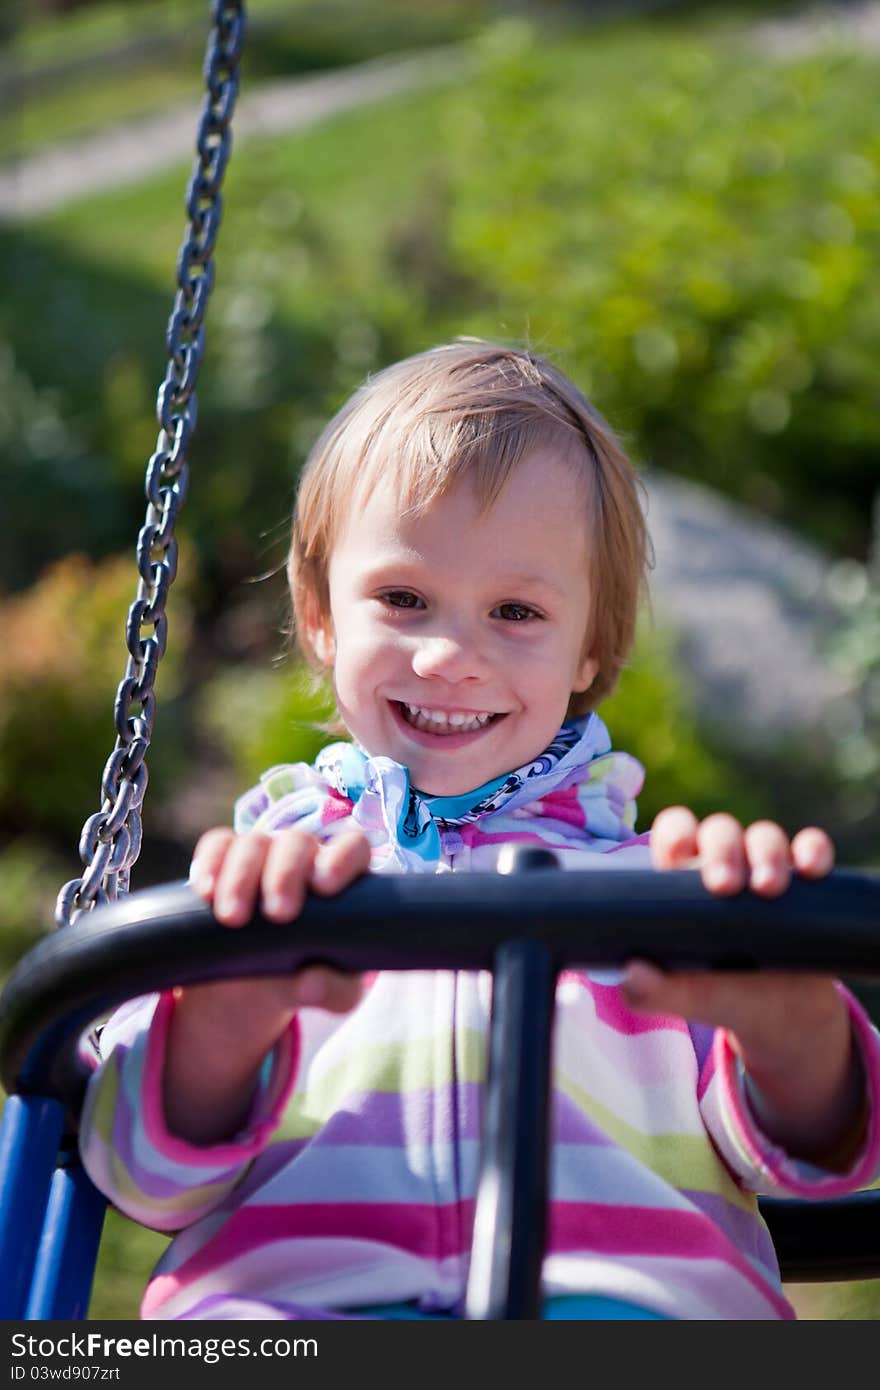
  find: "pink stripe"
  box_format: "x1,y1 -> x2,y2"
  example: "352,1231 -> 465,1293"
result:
714,985 -> 880,1197
148,1199 -> 478,1299
459,823 -> 646,851
547,1202 -> 794,1318
458,825 -> 551,848
586,979 -> 690,1037
141,992 -> 300,1166
145,1195 -> 791,1320
605,833 -> 652,853
533,787 -> 587,828
696,1044 -> 718,1102
321,796 -> 353,825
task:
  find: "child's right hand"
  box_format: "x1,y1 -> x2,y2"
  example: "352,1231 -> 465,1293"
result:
189,825 -> 370,1016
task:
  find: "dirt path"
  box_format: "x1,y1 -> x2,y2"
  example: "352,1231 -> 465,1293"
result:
0,46 -> 468,220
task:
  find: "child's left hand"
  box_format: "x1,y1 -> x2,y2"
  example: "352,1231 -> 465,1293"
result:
622,807 -> 866,1168
649,805 -> 834,896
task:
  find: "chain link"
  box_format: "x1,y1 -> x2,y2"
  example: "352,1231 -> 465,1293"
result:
56,0 -> 246,928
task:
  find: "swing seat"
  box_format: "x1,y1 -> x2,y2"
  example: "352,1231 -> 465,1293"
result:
1,859 -> 878,1320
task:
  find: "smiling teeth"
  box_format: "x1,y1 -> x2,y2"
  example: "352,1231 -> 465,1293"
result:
402,704 -> 494,734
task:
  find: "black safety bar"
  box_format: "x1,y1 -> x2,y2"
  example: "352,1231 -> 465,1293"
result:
1,861 -> 879,1315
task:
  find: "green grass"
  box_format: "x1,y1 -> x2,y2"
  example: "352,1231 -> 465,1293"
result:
1,0 -> 487,162
12,72 -> 473,384
7,0 -> 205,67
8,0 -> 449,69
89,1208 -> 170,1321
0,66 -> 204,163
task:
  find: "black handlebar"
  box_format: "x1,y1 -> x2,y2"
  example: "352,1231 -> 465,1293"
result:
2,867 -> 879,1106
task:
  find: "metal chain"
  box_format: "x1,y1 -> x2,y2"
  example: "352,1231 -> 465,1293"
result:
56,0 -> 246,929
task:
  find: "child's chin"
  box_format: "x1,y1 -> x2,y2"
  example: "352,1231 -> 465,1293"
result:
411,760 -> 495,798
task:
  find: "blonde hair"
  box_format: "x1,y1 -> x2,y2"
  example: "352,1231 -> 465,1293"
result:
289,340 -> 650,712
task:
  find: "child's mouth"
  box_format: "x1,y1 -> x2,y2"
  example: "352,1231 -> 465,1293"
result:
394,701 -> 502,737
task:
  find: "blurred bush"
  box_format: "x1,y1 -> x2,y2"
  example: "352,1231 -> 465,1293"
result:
201,660 -> 335,787
0,551 -> 192,843
443,19 -> 880,560
0,340 -> 137,595
0,838 -> 70,965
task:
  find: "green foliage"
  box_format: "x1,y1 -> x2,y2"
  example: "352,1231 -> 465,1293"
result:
0,341 -> 140,595
14,0 -> 485,70
0,839 -> 67,965
201,660 -> 336,786
443,18 -> 880,559
0,552 -> 192,843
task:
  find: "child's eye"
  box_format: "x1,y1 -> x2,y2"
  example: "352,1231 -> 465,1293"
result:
381,590 -> 425,610
494,602 -> 540,622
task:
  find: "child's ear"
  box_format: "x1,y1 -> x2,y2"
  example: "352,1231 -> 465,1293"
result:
573,646 -> 599,694
304,596 -> 336,666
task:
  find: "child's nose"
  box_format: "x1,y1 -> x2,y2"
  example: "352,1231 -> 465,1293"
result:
411,632 -> 488,683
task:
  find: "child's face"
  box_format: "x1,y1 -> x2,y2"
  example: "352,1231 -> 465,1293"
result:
311,448 -> 598,796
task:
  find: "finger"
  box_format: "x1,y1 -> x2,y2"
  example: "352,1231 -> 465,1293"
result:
261,830 -> 319,922
212,833 -> 273,927
621,960 -> 752,1030
650,806 -> 700,869
310,830 -> 372,894
743,820 -> 792,897
696,813 -> 748,894
189,827 -> 236,901
621,961 -> 710,1019
622,961 -> 844,1053
293,965 -> 364,1015
791,827 -> 835,879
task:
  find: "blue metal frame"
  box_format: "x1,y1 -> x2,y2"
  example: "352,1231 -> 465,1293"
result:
24,1147 -> 107,1320
0,1097 -> 106,1319
0,1096 -> 64,1317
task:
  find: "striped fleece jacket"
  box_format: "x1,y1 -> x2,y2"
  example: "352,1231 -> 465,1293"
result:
79,723 -> 880,1321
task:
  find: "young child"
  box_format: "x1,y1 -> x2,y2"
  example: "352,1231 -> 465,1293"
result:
79,341 -> 880,1321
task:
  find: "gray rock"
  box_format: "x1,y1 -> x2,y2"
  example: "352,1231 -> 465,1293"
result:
642,469 -> 849,750
750,0 -> 880,59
